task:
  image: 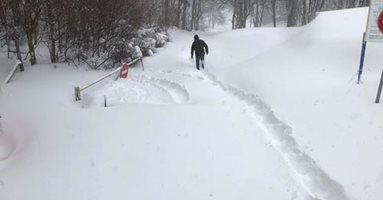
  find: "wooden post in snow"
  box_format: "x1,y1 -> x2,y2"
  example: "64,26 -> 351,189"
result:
74,87 -> 81,101
140,59 -> 145,71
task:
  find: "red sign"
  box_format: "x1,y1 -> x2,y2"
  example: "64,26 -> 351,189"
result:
120,63 -> 129,79
379,11 -> 383,33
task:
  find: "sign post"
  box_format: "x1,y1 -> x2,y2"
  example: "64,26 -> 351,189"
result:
357,32 -> 367,84
375,69 -> 383,103
358,0 -> 383,83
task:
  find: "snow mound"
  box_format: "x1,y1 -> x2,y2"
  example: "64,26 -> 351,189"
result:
81,75 -> 190,108
205,6 -> 381,200
302,7 -> 367,40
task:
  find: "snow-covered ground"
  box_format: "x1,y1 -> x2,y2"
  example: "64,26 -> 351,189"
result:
205,7 -> 383,200
1,7 -> 382,200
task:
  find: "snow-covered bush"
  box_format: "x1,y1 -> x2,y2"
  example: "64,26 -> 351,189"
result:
155,32 -> 169,48
132,28 -> 169,56
132,46 -> 143,59
59,27 -> 169,70
147,49 -> 154,56
137,38 -> 156,56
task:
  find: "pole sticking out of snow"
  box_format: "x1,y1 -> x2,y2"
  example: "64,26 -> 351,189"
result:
357,32 -> 367,84
74,87 -> 81,101
375,69 -> 383,103
140,59 -> 145,71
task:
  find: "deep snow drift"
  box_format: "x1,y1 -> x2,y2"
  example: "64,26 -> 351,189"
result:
0,7 -> 382,200
204,7 -> 383,200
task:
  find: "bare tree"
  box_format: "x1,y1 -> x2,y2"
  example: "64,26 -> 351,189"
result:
0,0 -> 11,58
286,0 -> 300,27
22,0 -> 42,65
191,0 -> 203,30
271,0 -> 277,27
252,0 -> 266,27
301,0 -> 326,25
7,0 -> 24,70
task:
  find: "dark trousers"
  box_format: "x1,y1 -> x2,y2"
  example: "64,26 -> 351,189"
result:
195,54 -> 205,70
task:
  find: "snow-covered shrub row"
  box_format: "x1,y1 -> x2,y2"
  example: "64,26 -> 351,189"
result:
132,28 -> 169,56
63,28 -> 169,70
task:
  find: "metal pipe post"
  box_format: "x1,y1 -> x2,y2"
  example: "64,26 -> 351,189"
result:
358,32 -> 367,84
375,69 -> 383,103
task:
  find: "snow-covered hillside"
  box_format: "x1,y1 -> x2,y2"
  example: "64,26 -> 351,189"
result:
205,7 -> 383,200
0,7 -> 382,200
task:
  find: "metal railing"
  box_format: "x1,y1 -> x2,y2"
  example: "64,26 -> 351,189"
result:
74,58 -> 144,101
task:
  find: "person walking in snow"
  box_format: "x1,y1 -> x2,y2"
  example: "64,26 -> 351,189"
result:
191,35 -> 209,70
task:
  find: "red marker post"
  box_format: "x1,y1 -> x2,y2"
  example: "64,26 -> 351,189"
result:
120,63 -> 129,79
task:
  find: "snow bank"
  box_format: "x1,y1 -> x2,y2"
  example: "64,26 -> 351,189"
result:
204,7 -> 383,200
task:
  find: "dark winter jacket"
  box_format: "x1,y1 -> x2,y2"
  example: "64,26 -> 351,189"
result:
191,35 -> 208,57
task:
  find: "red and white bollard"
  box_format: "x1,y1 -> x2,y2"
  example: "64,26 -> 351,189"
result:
120,63 -> 129,79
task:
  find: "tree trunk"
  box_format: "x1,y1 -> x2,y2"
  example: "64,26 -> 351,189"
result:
287,0 -> 300,27
26,32 -> 36,65
14,35 -> 24,71
196,0 -> 202,30
46,1 -> 57,63
272,0 -> 276,27
9,0 -> 24,71
191,0 -> 196,30
164,0 -> 170,26
302,0 -> 307,25
182,1 -> 187,30
177,0 -> 182,28
22,0 -> 38,65
232,0 -> 237,29
254,1 -> 260,27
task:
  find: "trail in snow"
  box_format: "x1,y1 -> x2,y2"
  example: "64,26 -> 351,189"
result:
110,62 -> 350,200
147,67 -> 349,199
111,29 -> 351,199
67,27 -> 350,199
202,73 -> 349,200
